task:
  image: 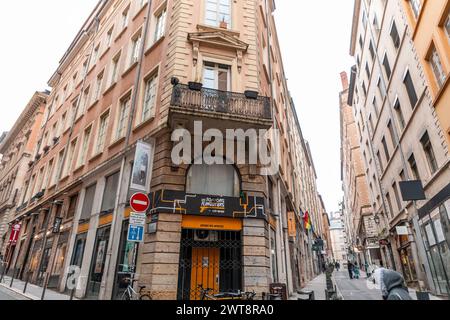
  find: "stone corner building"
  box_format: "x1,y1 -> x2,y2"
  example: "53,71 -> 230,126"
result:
0,0 -> 331,300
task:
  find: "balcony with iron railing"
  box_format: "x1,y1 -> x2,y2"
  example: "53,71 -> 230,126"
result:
170,79 -> 273,129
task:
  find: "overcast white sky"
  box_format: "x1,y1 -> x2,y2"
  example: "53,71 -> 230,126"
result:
0,1 -> 355,213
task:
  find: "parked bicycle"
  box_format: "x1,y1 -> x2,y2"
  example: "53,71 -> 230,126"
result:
198,285 -> 256,301
120,277 -> 152,300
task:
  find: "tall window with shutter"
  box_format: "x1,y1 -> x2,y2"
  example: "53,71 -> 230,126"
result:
142,74 -> 158,122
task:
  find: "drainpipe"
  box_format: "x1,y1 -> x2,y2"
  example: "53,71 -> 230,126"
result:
100,0 -> 154,300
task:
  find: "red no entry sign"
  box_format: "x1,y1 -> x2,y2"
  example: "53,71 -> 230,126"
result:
130,192 -> 150,213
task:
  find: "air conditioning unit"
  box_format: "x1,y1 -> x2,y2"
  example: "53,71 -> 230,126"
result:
194,230 -> 219,242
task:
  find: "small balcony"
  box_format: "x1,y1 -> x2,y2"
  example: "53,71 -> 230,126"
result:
170,81 -> 273,129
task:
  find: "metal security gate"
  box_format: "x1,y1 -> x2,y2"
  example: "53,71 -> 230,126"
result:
177,229 -> 242,300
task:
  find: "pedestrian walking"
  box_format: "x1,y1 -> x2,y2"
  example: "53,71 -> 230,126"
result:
353,262 -> 360,279
373,268 -> 413,300
347,260 -> 354,279
335,261 -> 340,271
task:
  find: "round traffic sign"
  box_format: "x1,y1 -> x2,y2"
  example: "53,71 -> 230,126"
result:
130,192 -> 150,212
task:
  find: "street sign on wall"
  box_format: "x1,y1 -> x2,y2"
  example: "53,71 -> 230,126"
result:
9,223 -> 21,245
127,225 -> 145,243
130,192 -> 150,213
129,212 -> 147,226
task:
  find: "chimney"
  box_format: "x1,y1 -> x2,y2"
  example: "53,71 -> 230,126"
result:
340,72 -> 349,90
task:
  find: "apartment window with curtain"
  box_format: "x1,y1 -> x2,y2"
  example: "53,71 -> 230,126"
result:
409,0 -> 422,19
205,0 -> 231,27
106,26 -> 114,48
101,172 -> 120,213
63,138 -> 77,177
408,153 -> 421,180
382,54 -> 392,80
78,87 -> 90,118
93,71 -> 104,103
428,46 -> 446,88
45,159 -> 54,188
390,20 -> 400,49
95,111 -> 110,154
403,70 -> 418,108
109,52 -> 121,86
130,32 -> 142,66
420,131 -> 438,174
52,149 -> 65,186
80,184 -> 97,221
78,126 -> 91,167
154,9 -> 167,43
393,98 -> 405,131
121,6 -> 130,30
59,112 -> 66,137
116,95 -> 131,140
142,74 -> 158,122
91,44 -> 100,68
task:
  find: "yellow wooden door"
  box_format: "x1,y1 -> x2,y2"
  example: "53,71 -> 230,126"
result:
190,247 -> 220,300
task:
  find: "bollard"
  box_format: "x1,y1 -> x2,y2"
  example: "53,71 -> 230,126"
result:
23,272 -> 31,294
9,268 -> 17,288
41,272 -> 50,300
70,288 -> 76,301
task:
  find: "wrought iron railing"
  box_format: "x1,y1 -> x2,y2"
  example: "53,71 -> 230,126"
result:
171,84 -> 272,120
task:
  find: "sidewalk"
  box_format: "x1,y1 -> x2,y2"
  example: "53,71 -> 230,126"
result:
0,275 -> 75,300
290,273 -> 331,300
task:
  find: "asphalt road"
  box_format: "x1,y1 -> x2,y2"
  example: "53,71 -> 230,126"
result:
0,285 -> 27,300
334,270 -> 383,300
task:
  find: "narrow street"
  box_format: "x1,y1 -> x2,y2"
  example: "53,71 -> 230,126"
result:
334,270 -> 382,300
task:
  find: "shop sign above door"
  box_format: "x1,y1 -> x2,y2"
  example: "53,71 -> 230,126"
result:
148,190 -> 266,220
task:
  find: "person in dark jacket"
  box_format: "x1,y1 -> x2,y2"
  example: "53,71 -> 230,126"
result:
374,268 -> 413,300
347,261 -> 354,279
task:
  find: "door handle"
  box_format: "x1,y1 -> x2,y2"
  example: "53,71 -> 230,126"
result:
216,274 -> 219,284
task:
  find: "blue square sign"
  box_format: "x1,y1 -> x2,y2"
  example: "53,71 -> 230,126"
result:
127,224 -> 145,243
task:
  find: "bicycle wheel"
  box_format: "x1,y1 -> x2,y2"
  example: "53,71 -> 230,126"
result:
139,294 -> 152,300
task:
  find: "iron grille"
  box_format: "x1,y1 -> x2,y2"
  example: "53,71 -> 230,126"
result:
171,84 -> 272,120
177,229 -> 243,300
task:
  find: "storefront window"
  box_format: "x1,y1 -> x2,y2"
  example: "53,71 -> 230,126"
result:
86,226 -> 111,299
113,221 -> 139,300
71,233 -> 87,268
420,204 -> 450,296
